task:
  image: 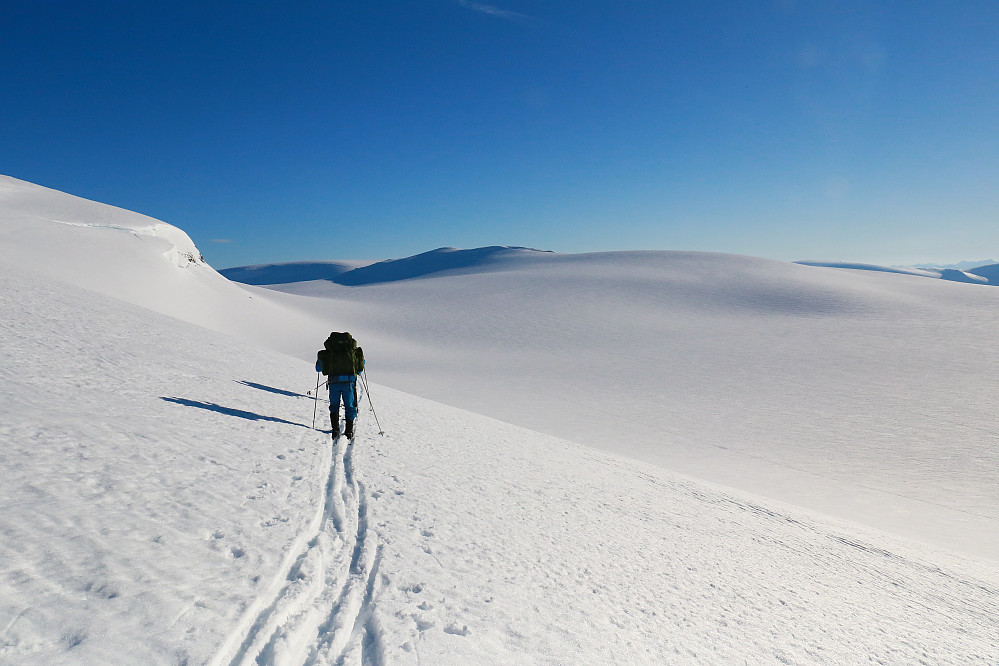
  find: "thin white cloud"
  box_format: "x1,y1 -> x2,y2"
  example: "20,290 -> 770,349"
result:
458,0 -> 531,22
210,238 -> 234,244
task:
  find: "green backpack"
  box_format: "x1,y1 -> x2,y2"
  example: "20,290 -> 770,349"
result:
317,332 -> 364,377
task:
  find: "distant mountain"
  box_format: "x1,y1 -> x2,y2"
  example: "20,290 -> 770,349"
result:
223,246 -> 554,286
902,259 -> 998,270
219,260 -> 373,285
796,261 -> 940,277
969,262 -> 999,283
795,260 -> 991,285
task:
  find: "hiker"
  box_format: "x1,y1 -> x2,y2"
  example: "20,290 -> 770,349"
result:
316,331 -> 365,439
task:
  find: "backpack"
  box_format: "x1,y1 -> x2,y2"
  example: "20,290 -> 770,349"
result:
317,331 -> 364,377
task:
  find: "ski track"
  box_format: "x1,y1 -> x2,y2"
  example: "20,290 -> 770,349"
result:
306,440 -> 384,666
214,430 -> 383,666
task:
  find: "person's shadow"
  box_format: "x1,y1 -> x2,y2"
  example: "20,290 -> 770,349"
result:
160,397 -> 309,428
235,380 -> 307,398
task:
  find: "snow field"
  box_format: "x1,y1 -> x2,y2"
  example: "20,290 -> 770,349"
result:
265,250 -> 999,561
4,259 -> 998,664
0,264 -> 329,664
350,387 -> 999,664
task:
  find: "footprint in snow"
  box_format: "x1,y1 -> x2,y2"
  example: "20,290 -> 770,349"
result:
413,616 -> 435,632
444,623 -> 471,637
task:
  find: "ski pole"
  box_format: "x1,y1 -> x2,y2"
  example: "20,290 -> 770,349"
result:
311,372 -> 321,430
352,377 -> 365,429
360,370 -> 384,435
308,379 -> 329,395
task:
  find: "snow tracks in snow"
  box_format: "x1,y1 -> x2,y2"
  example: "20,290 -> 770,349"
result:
214,436 -> 384,666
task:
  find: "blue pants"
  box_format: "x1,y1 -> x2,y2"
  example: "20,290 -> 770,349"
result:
328,380 -> 358,421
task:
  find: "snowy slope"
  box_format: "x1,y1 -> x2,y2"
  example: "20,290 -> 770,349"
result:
0,175 -> 326,353
3,261 -> 998,665
0,263 -> 330,663
253,250 -> 999,563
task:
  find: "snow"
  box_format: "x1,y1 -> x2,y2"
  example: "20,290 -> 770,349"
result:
2,176 -> 999,664
219,261 -> 376,286
0,263 -> 329,663
349,389 -> 999,664
257,250 -> 999,563
0,175 -> 326,354
796,260 -> 991,284
970,262 -> 999,283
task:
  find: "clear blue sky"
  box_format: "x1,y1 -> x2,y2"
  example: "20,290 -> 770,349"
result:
2,1 -> 997,268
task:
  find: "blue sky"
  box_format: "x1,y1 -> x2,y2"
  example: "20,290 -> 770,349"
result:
2,1 -> 997,268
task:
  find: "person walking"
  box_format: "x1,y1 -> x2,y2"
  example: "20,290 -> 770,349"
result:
316,331 -> 365,439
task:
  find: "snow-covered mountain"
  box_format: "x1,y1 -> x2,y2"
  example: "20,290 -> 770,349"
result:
220,246 -> 554,286
2,176 -> 998,664
796,260 -> 992,284
218,260 -> 375,286
905,259 -> 998,271
969,262 -> 999,283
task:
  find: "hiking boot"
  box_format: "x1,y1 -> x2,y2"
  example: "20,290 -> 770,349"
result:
344,419 -> 354,439
330,411 -> 340,437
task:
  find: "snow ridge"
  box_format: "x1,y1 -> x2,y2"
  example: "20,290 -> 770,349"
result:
48,219 -> 206,268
